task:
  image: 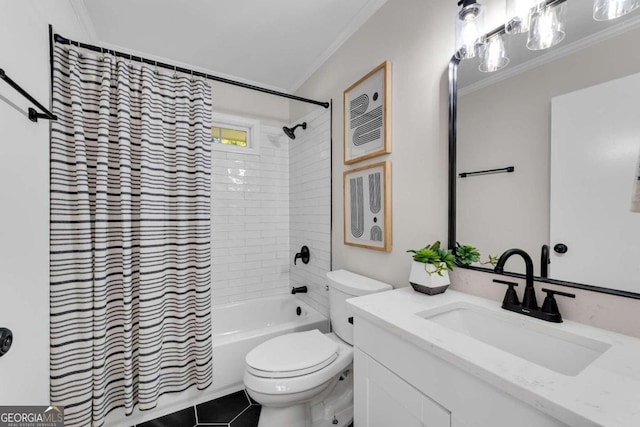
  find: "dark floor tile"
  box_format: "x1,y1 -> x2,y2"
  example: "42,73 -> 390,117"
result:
230,405 -> 261,427
196,390 -> 251,423
137,406 -> 196,427
244,389 -> 259,405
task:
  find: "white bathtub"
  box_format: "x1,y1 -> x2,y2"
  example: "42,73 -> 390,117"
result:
104,294 -> 329,427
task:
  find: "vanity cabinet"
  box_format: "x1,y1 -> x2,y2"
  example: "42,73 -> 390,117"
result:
352,316 -> 568,427
354,348 -> 450,427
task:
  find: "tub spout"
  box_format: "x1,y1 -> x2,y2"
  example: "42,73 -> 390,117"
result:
291,286 -> 308,294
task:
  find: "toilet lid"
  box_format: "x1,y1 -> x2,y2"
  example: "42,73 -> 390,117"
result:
246,330 -> 339,378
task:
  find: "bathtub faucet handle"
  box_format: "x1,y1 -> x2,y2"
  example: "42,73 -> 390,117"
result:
294,245 -> 310,265
291,286 -> 308,294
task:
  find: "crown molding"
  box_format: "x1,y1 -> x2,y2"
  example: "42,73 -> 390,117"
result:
68,0 -> 99,42
289,0 -> 387,92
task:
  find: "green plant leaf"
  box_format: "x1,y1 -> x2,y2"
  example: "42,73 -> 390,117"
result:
408,241 -> 458,270
455,242 -> 481,266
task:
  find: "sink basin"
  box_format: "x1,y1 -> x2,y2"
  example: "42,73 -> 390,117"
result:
417,302 -> 611,376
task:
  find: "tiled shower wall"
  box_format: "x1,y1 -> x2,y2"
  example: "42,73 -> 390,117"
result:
211,126 -> 291,304
289,108 -> 332,317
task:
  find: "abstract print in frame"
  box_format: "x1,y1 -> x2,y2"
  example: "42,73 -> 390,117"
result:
343,61 -> 391,164
343,161 -> 391,251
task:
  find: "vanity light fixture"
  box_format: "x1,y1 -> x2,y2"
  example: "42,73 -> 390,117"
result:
461,0 -> 639,73
455,0 -> 485,60
505,0 -> 543,34
527,1 -> 567,50
460,0 -> 567,73
593,0 -> 640,20
478,33 -> 509,72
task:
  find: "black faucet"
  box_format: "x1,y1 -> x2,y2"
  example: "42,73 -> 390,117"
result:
493,248 -> 575,323
494,248 -> 537,309
291,286 -> 308,294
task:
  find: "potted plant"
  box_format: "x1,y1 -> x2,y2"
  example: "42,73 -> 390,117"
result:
407,241 -> 480,295
407,241 -> 456,295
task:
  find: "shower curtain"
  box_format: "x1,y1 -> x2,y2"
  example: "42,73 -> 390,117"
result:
49,44 -> 212,426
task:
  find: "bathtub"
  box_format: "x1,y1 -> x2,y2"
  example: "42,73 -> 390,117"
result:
104,294 -> 329,427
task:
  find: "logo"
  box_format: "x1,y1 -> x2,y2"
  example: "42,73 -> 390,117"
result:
0,406 -> 64,427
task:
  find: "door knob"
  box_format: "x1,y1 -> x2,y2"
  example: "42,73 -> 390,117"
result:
553,243 -> 568,254
0,328 -> 13,358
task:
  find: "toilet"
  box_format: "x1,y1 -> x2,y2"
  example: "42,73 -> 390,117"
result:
243,269 -> 392,427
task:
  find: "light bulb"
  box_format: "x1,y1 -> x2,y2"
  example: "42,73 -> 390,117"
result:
479,35 -> 509,72
455,1 -> 485,60
527,2 -> 567,51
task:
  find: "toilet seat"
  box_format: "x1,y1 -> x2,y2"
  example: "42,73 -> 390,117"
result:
244,332 -> 353,399
246,330 -> 339,378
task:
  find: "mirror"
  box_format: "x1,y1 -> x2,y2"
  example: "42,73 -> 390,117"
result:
449,0 -> 640,298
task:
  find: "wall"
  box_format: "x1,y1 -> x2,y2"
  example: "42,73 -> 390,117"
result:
210,125 -> 291,305
292,0 -> 459,287
210,82 -> 290,128
457,27 -> 640,275
289,108 -> 332,316
292,0 -> 639,337
0,0 -> 90,405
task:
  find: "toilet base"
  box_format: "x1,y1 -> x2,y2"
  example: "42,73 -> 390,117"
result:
252,367 -> 354,427
256,391 -> 352,427
258,403 -> 311,427
310,368 -> 353,427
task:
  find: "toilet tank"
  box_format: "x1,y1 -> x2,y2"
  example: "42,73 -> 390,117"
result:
327,270 -> 392,345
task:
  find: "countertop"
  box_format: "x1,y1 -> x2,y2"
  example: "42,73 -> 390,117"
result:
347,287 -> 640,427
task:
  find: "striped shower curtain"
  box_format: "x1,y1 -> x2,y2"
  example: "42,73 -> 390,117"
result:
49,44 -> 212,426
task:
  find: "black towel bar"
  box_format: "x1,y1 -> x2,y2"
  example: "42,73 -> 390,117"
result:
459,166 -> 514,178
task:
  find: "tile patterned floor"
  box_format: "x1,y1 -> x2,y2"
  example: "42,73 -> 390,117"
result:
135,388 -> 354,427
136,390 -> 261,427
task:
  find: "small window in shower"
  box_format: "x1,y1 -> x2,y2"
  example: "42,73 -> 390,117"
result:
211,126 -> 247,147
210,112 -> 260,155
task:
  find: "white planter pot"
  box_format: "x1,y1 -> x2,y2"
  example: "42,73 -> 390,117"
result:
409,261 -> 450,295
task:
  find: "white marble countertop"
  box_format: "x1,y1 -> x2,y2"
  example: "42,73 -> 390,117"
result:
347,287 -> 640,427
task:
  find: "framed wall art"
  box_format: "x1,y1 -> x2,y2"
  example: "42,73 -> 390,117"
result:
343,61 -> 391,165
343,161 -> 391,251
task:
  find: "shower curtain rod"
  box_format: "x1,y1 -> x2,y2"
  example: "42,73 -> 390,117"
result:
52,33 -> 330,109
0,68 -> 57,122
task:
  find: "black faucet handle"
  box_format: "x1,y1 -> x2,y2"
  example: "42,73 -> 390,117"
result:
540,288 -> 575,320
493,279 -> 518,287
493,279 -> 520,307
294,245 -> 310,265
541,288 -> 576,299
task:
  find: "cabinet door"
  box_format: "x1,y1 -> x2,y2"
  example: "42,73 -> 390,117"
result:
354,348 -> 450,427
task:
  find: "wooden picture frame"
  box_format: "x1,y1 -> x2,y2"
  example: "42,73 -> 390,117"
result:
343,61 -> 391,164
343,161 -> 391,251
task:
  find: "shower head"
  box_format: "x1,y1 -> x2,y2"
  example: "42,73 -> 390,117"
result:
283,122 -> 307,140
